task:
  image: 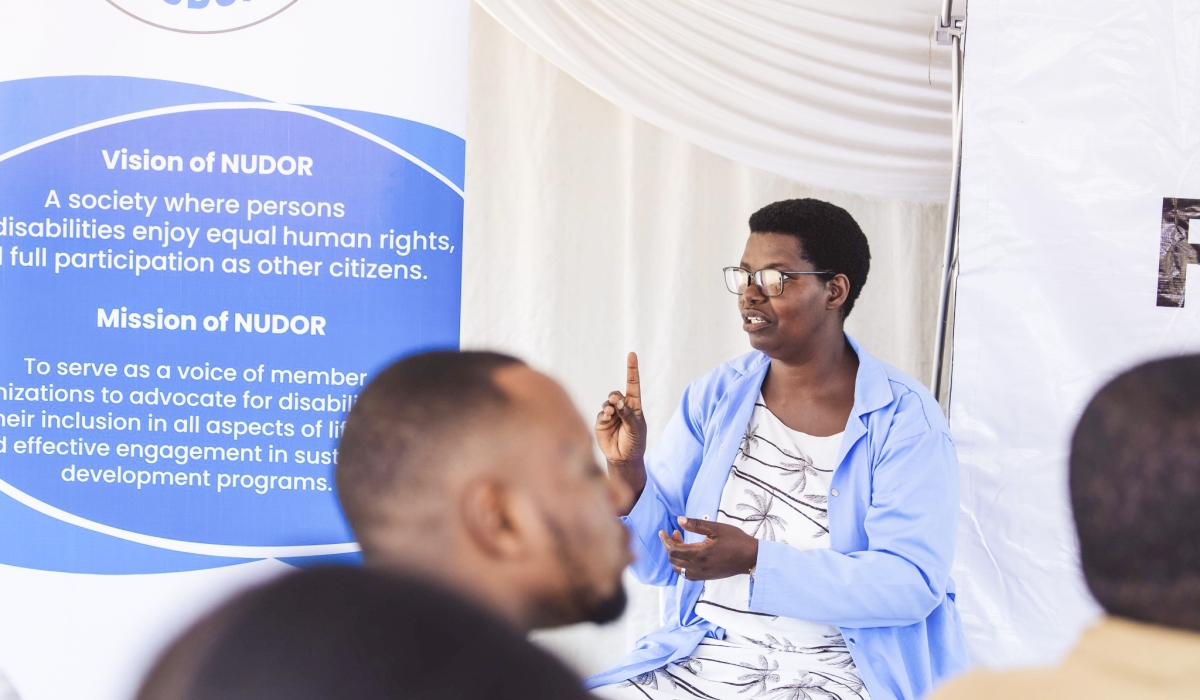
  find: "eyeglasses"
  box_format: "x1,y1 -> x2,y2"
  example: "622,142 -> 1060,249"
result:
722,267 -> 832,297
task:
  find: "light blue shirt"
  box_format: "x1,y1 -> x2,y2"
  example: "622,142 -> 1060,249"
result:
586,336 -> 969,700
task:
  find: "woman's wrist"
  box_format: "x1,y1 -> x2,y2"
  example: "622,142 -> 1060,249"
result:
745,536 -> 760,573
608,458 -> 646,512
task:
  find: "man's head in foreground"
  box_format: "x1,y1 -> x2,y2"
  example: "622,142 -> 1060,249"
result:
1071,354 -> 1200,631
136,567 -> 593,700
336,350 -> 632,631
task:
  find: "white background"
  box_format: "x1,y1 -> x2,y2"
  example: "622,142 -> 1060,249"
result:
951,0 -> 1200,668
0,2 -> 469,698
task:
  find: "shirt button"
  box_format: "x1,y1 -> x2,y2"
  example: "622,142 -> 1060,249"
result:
831,488 -> 839,497
848,638 -> 856,647
703,515 -> 710,520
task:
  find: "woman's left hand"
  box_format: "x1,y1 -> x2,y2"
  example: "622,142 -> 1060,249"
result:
659,516 -> 759,581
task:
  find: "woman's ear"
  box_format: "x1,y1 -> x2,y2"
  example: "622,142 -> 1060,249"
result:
826,273 -> 851,311
459,479 -> 527,559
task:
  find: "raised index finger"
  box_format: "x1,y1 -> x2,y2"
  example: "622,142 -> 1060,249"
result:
626,352 -> 641,402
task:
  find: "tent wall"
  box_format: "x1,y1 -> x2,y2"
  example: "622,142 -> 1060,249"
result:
473,0 -> 956,202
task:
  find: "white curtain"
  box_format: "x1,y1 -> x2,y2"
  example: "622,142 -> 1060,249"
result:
462,4 -> 949,675
472,0 -> 955,201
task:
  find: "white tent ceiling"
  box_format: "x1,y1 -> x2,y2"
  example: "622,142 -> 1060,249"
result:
475,0 -> 956,202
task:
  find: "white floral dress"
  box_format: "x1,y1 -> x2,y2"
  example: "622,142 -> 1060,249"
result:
594,398 -> 870,700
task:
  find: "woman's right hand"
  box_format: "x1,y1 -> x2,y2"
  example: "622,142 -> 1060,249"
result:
596,352 -> 648,501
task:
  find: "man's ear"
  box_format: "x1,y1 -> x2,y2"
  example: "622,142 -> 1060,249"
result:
459,478 -> 526,559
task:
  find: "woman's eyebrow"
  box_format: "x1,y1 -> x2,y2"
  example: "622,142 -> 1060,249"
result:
740,261 -> 795,269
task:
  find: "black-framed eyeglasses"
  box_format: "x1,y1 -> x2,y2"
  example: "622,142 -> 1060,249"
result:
722,267 -> 832,297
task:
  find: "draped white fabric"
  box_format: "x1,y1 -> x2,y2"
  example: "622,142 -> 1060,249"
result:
462,4 -> 947,675
473,0 -> 956,202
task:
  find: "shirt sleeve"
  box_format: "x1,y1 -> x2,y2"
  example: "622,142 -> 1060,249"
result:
747,418 -> 960,628
621,383 -> 709,587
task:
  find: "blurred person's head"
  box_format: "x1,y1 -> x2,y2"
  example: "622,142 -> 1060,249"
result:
336,350 -> 632,631
136,566 -> 593,700
1070,355 -> 1200,631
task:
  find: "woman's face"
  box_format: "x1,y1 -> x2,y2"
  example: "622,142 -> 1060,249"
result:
736,233 -> 847,359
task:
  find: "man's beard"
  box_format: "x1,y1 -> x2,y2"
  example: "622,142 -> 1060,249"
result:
544,516 -> 629,626
582,584 -> 628,625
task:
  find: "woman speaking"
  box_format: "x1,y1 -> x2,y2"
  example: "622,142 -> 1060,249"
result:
589,199 -> 968,700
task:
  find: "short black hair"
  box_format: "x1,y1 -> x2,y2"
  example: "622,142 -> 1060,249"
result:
748,199 -> 871,317
1070,355 -> 1200,632
336,350 -> 523,551
136,567 -> 592,700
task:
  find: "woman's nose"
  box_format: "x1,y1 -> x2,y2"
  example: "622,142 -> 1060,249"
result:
741,279 -> 767,305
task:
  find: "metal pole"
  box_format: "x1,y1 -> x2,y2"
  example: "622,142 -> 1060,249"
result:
931,10 -> 965,402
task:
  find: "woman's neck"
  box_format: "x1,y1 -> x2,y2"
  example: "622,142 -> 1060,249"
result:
761,327 -> 859,436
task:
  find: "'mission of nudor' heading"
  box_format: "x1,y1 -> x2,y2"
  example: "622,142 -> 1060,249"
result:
97,308 -> 328,336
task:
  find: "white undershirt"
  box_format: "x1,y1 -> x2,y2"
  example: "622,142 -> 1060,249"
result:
697,396 -> 846,650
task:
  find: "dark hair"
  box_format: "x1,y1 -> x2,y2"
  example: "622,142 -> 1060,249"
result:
1070,355 -> 1200,631
748,199 -> 871,317
136,567 -> 592,700
336,350 -> 523,550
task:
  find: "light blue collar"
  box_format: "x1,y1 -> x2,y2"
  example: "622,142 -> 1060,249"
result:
729,333 -> 894,466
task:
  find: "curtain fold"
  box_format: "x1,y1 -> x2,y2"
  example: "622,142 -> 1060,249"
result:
463,4 -> 948,674
474,0 -> 955,201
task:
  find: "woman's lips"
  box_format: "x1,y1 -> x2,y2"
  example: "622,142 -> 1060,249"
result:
742,313 -> 773,331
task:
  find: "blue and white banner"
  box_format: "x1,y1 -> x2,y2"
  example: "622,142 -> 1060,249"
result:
0,3 -> 469,698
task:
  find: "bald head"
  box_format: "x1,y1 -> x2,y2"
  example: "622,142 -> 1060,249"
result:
336,350 -> 523,548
